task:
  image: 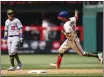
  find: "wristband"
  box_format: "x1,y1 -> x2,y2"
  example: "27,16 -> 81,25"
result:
19,33 -> 23,38
3,36 -> 7,40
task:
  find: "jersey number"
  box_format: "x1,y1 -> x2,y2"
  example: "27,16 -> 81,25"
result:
72,25 -> 75,31
11,26 -> 15,30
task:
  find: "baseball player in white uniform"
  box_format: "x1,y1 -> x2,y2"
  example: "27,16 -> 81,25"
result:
50,10 -> 103,69
3,9 -> 23,71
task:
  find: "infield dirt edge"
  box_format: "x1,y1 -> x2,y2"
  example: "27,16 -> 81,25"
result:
1,69 -> 103,75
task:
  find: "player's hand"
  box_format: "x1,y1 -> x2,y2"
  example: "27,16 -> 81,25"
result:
61,30 -> 64,34
2,39 -> 6,44
20,38 -> 23,41
75,10 -> 78,14
61,30 -> 66,35
74,10 -> 78,20
19,38 -> 24,48
20,38 -> 24,45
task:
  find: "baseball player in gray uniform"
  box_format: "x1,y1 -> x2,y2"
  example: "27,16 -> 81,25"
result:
50,10 -> 103,69
3,9 -> 23,71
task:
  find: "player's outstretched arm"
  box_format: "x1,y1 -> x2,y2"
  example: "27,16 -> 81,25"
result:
74,10 -> 78,20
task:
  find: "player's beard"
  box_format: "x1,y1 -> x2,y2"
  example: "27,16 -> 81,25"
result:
8,14 -> 14,20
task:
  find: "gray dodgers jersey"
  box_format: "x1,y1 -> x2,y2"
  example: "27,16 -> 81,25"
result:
5,18 -> 22,36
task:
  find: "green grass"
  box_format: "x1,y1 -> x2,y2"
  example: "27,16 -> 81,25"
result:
1,54 -> 103,77
1,54 -> 102,69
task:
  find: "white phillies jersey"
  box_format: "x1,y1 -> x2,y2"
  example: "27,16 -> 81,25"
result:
63,17 -> 77,39
5,18 -> 22,36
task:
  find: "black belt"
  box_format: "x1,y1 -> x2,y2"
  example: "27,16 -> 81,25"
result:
8,35 -> 19,37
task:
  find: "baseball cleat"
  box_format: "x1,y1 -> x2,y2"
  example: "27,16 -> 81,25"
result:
7,66 -> 15,71
16,63 -> 22,70
49,63 -> 60,69
98,53 -> 103,64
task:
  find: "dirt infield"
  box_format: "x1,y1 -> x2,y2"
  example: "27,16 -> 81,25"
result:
1,69 -> 103,75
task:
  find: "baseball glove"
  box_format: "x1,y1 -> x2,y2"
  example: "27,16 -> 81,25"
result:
61,30 -> 73,41
18,38 -> 24,49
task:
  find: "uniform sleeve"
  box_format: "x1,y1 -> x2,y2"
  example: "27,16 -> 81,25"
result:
64,24 -> 72,33
17,19 -> 23,29
69,17 -> 76,22
65,27 -> 72,33
4,21 -> 8,31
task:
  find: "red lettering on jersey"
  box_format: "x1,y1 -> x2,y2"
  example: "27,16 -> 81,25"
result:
72,25 -> 75,31
72,25 -> 76,34
11,26 -> 15,30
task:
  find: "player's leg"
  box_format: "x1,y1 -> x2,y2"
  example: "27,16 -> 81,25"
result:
14,52 -> 22,70
14,53 -> 21,64
7,37 -> 15,71
74,38 -> 98,57
11,36 -> 22,69
84,51 -> 103,64
71,40 -> 83,56
83,51 -> 98,57
72,38 -> 103,64
50,39 -> 70,69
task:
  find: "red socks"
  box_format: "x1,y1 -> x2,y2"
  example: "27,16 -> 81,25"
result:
56,55 -> 62,68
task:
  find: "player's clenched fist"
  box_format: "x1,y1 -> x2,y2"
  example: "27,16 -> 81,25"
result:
75,10 -> 78,14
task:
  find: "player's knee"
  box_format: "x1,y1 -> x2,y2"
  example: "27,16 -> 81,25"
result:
58,48 -> 64,53
58,52 -> 64,57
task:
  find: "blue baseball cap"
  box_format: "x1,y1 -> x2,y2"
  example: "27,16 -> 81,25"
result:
58,11 -> 68,18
